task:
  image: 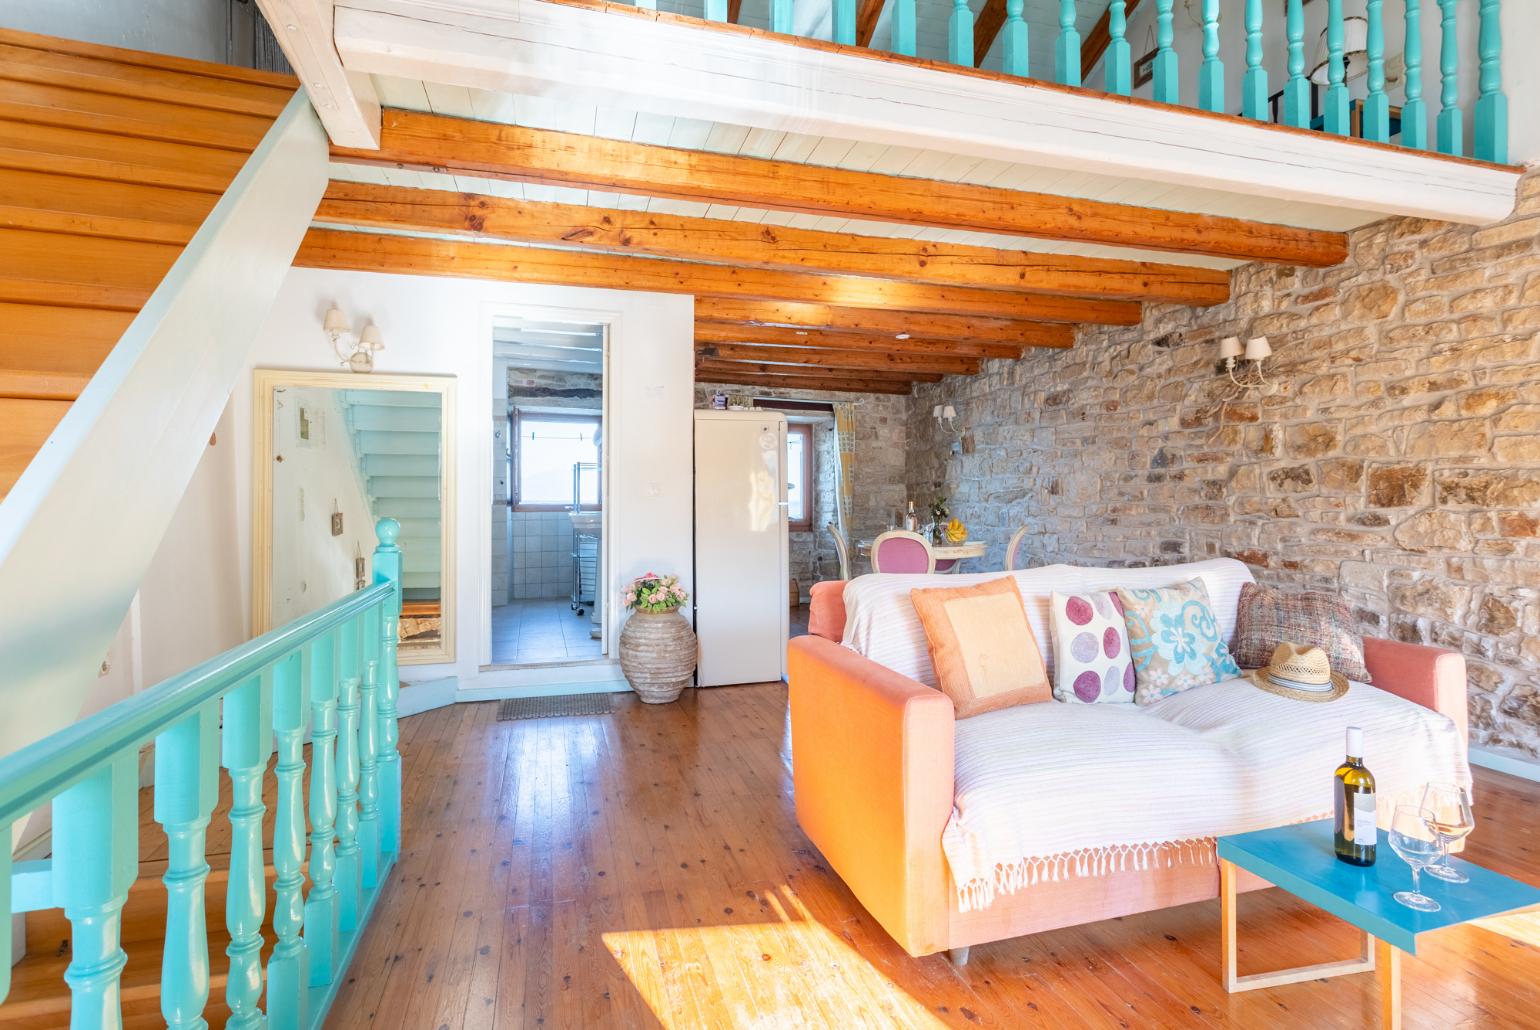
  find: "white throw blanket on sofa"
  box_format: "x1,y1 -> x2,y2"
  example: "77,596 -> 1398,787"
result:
943,678 -> 1470,911
836,560 -> 1470,913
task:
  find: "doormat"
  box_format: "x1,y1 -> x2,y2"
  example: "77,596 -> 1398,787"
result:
496,693 -> 614,721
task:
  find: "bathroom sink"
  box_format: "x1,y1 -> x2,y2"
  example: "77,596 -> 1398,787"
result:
569,511 -> 602,532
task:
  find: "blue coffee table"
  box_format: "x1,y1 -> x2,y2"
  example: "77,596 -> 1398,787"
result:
1217,819 -> 1540,1028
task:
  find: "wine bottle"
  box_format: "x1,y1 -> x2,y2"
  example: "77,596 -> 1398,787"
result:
1333,726 -> 1377,866
904,501 -> 918,532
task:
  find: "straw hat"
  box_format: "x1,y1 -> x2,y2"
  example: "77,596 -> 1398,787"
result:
1246,642 -> 1349,703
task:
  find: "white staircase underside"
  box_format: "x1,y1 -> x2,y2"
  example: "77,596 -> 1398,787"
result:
330,0 -> 1519,240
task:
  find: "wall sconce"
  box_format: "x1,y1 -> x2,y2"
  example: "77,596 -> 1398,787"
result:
932,404 -> 960,436
323,305 -> 385,373
1220,335 -> 1272,393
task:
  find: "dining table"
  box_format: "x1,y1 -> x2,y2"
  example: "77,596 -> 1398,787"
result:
856,539 -> 987,573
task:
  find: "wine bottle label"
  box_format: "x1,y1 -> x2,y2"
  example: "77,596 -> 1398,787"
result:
1353,792 -> 1376,846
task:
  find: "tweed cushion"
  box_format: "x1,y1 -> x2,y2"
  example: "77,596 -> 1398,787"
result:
1231,582 -> 1371,682
1117,579 -> 1243,705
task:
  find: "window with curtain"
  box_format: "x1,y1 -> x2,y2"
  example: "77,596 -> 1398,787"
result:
786,423 -> 813,532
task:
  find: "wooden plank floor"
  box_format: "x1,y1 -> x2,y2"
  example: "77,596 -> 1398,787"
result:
328,686 -> 1540,1029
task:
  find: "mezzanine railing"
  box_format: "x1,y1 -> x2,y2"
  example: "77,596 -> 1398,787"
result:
654,0 -> 1509,163
0,519 -> 405,1029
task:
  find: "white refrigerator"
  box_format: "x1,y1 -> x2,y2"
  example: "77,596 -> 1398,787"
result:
693,410 -> 790,686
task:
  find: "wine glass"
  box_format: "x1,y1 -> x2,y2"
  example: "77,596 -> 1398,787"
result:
1420,782 -> 1475,884
1387,804 -> 1442,913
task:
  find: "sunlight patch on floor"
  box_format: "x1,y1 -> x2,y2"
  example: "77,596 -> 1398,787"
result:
602,886 -> 946,1029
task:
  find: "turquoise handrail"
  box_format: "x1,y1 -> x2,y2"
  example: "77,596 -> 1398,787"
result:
1,519 -> 404,1029
624,0 -> 1507,165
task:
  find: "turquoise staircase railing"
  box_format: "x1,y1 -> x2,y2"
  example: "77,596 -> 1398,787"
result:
679,0 -> 1507,163
0,519 -> 404,1029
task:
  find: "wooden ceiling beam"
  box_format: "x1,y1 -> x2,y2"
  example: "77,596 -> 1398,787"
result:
294,228 -> 1137,323
693,322 -> 1024,359
334,110 -> 1347,266
317,181 -> 1228,305
251,0 -> 380,148
693,298 -> 1076,346
696,358 -> 938,383
696,342 -> 981,375
696,368 -> 914,395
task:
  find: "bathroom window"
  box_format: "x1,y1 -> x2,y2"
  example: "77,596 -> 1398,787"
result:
512,410 -> 601,511
786,423 -> 813,532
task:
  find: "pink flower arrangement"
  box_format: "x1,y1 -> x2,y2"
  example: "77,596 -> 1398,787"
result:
623,572 -> 688,613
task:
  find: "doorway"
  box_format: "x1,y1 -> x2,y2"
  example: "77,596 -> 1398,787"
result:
489,318 -> 607,667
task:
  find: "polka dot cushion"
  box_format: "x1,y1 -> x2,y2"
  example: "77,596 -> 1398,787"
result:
1048,589 -> 1136,704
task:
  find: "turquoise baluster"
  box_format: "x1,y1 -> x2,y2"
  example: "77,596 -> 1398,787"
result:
1474,0 -> 1507,162
890,0 -> 916,55
304,629 -> 341,986
1282,0 -> 1309,126
834,0 -> 856,45
1,822 -> 10,1003
1323,0 -> 1349,134
771,0 -> 793,34
1363,0 -> 1389,140
374,520 -> 404,858
358,606 -> 382,890
705,0 -> 727,20
1436,0 -> 1461,154
1153,0 -> 1178,104
1242,0 -> 1267,119
1105,2 -> 1131,96
1198,0 -> 1223,112
1403,0 -> 1428,148
948,0 -> 973,66
634,0 -> 656,9
1055,0 -> 1081,86
154,703 -> 219,1030
53,753 -> 137,1030
1000,0 -> 1028,77
221,672 -> 272,1030
335,617 -> 363,931
267,651 -> 310,1029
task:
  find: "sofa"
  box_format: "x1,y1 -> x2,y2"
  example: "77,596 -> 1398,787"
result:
787,558 -> 1469,961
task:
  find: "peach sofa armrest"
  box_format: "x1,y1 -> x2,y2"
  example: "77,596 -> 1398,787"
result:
787,635 -> 954,957
1363,636 -> 1468,746
807,580 -> 848,641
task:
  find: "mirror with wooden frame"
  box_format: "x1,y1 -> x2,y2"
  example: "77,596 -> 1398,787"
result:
252,370 -> 457,664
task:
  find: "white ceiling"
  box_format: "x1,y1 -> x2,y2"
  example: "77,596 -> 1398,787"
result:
494,319 -> 605,374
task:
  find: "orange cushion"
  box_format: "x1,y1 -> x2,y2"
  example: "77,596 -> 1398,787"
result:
909,577 -> 1051,718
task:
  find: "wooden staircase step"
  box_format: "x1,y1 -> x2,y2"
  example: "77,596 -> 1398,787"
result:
0,80 -> 274,152
0,369 -> 89,402
0,119 -> 242,193
0,228 -> 176,311
0,398 -> 69,494
0,304 -> 133,377
0,28 -> 297,91
0,168 -> 210,245
0,42 -> 293,119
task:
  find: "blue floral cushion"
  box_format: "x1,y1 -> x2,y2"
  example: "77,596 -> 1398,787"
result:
1116,579 -> 1242,705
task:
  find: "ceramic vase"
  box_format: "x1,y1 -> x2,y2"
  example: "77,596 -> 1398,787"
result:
618,609 -> 697,703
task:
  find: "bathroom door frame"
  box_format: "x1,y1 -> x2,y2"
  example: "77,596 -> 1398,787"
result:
478,302 -> 616,673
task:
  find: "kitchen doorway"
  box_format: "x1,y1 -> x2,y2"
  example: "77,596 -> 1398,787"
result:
489,318 -> 607,667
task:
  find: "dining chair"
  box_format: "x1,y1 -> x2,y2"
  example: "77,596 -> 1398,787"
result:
870,530 -> 937,574
826,521 -> 852,581
1004,526 -> 1030,571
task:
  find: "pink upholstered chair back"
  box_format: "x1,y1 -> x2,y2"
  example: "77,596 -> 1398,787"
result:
871,530 -> 936,574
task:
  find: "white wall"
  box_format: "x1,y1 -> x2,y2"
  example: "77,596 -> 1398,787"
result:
3,0 -> 259,66
147,267 -> 695,702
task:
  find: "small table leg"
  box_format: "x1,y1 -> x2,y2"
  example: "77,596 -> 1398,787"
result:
1376,938 -> 1401,1030
1220,859 -> 1377,993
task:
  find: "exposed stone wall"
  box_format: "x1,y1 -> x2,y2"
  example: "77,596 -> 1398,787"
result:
696,384 -> 908,589
907,171 -> 1540,760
